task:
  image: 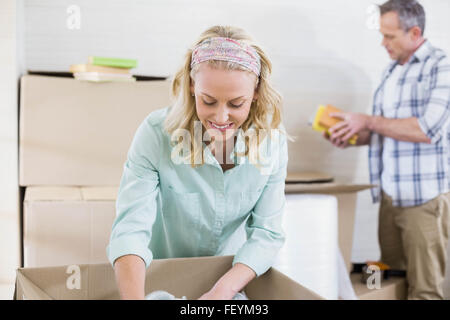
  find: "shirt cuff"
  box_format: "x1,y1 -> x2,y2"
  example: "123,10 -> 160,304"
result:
232,240 -> 283,277
106,234 -> 153,269
417,116 -> 441,144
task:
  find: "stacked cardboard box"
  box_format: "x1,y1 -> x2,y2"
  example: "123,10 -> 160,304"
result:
19,75 -> 173,268
19,75 -> 172,186
23,186 -> 117,267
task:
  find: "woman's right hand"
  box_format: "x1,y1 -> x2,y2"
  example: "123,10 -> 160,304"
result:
113,254 -> 146,300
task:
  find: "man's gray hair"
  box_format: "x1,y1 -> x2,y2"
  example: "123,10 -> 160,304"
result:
379,0 -> 426,35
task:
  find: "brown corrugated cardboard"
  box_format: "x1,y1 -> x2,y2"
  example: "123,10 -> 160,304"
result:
351,273 -> 407,300
23,186 -> 117,268
19,75 -> 172,186
15,255 -> 324,300
285,172 -> 375,273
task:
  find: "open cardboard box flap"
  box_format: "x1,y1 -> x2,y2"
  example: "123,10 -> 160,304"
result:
15,255 -> 324,300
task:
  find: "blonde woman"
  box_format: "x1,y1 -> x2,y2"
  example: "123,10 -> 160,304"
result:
107,25 -> 288,300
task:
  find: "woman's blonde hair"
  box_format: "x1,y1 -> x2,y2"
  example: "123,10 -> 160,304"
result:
164,25 -> 285,167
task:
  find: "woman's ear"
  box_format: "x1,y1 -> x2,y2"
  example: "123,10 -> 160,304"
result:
253,90 -> 259,101
190,80 -> 195,96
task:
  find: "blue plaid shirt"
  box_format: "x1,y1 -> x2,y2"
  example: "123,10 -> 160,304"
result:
369,41 -> 450,207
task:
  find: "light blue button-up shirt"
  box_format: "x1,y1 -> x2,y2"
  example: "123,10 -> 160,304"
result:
107,107 -> 288,276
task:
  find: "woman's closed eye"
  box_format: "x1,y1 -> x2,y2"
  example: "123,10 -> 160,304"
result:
229,102 -> 244,108
202,99 -> 244,109
202,99 -> 216,106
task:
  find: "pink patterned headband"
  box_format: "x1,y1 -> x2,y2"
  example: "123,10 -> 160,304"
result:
191,37 -> 261,77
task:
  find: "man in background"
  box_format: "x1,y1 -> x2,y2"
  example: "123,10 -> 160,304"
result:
325,0 -> 450,299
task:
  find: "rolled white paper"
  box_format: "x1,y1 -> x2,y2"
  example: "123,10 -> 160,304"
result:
273,194 -> 339,299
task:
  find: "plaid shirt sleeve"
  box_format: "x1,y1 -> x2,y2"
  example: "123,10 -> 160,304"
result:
417,56 -> 450,144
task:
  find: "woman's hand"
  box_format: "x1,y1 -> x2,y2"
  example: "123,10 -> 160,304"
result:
198,263 -> 256,300
198,283 -> 237,300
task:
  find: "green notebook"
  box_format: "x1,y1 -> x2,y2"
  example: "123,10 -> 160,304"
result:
88,56 -> 138,69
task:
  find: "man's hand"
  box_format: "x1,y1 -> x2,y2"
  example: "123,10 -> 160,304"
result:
327,112 -> 431,144
323,130 -> 350,149
328,112 -> 371,142
321,112 -> 372,148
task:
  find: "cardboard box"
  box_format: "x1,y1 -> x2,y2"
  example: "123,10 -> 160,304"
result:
14,255 -> 324,300
285,172 -> 374,273
351,273 -> 407,300
19,75 -> 172,186
23,186 -> 117,267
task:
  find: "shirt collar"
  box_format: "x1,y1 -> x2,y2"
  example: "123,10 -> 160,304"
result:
386,40 -> 432,74
229,128 -> 246,161
408,39 -> 432,64
202,128 -> 248,168
204,122 -> 275,172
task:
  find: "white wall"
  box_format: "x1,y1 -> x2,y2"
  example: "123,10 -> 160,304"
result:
7,0 -> 450,298
0,0 -> 21,300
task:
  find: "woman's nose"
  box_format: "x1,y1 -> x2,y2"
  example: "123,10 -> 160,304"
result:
215,106 -> 229,124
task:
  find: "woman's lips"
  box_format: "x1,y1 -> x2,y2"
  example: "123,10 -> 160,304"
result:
208,120 -> 234,132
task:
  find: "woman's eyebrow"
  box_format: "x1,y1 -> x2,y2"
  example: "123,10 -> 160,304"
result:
230,96 -> 245,102
201,92 -> 216,99
201,92 -> 245,101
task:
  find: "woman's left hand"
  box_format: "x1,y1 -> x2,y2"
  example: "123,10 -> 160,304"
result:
198,284 -> 236,300
198,263 -> 255,300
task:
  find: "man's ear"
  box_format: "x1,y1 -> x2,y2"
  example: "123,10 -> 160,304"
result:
409,26 -> 422,41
